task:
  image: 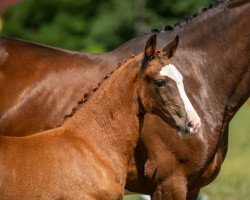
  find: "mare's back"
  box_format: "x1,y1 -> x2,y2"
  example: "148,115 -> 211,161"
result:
0,37 -> 113,136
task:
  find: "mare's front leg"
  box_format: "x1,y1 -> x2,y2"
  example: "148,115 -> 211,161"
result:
186,189 -> 200,200
151,174 -> 188,200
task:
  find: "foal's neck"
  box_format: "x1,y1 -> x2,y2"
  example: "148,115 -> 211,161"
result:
64,56 -> 142,160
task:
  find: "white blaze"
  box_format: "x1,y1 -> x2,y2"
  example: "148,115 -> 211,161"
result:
160,64 -> 201,132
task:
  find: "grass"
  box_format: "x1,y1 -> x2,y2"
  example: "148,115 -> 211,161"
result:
124,103 -> 250,200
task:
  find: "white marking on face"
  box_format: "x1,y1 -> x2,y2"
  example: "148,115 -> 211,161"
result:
160,64 -> 201,132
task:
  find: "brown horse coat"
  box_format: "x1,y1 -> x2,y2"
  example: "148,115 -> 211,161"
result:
0,0 -> 249,199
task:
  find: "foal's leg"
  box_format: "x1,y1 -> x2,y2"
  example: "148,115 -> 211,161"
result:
151,174 -> 187,200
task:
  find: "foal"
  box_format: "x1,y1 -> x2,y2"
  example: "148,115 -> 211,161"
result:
0,34 -> 189,200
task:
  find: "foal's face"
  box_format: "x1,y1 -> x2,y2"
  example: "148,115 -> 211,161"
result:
139,35 -> 201,134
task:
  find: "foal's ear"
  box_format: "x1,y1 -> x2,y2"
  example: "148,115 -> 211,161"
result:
163,35 -> 179,58
142,34 -> 157,68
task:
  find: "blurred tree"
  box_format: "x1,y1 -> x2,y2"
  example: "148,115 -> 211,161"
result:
1,0 -> 212,52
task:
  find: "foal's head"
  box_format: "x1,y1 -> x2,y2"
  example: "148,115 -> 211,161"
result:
138,34 -> 201,134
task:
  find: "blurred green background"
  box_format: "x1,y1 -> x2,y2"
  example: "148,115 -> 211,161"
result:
0,0 -> 211,52
0,0 -> 249,199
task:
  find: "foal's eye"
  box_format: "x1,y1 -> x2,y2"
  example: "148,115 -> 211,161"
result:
154,79 -> 166,87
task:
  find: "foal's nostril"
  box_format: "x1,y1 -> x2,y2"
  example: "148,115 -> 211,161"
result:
176,125 -> 189,134
188,121 -> 194,128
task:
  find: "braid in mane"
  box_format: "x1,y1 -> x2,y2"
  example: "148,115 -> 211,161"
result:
57,55 -> 137,127
148,0 -> 230,34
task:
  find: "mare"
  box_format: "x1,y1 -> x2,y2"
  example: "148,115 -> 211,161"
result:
126,1 -> 250,199
0,35 -> 192,199
0,0 -> 249,199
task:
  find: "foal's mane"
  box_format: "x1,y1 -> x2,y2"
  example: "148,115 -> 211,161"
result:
59,55 -> 138,126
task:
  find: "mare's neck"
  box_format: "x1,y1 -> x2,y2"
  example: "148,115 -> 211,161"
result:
64,55 -> 142,162
159,1 -> 250,130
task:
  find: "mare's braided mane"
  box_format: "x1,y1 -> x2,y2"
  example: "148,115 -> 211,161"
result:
150,0 -> 230,34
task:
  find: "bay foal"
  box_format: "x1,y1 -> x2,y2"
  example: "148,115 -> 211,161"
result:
0,35 -> 191,199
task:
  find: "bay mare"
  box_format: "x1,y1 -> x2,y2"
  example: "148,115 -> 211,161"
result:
0,0 -> 249,199
0,35 -> 189,199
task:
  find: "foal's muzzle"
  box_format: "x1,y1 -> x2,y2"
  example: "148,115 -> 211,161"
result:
176,120 -> 201,134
